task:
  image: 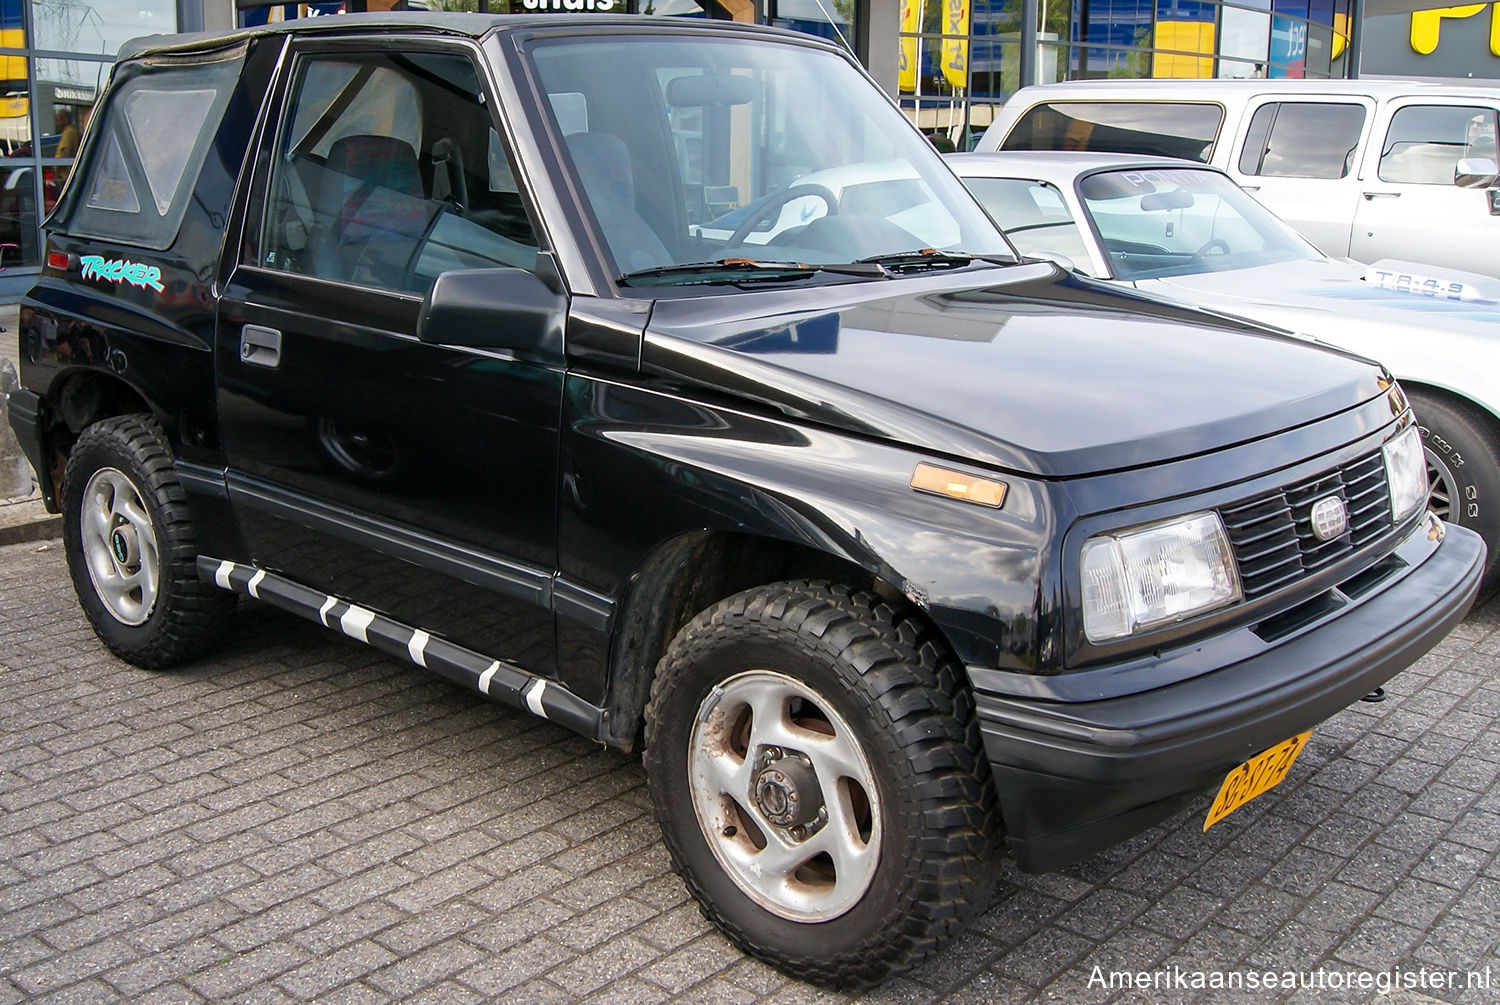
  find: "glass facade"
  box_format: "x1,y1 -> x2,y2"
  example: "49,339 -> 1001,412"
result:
898,0 -> 1019,152
240,2 -> 774,22
898,0 -> 1353,149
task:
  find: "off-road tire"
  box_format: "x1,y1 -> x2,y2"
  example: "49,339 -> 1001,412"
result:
1408,389 -> 1500,593
642,580 -> 1002,989
61,414 -> 236,669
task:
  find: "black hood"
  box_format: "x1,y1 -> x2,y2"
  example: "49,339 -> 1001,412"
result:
640,263 -> 1389,478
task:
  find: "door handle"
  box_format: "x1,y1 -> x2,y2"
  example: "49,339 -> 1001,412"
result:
240,325 -> 282,369
1362,191 -> 1401,200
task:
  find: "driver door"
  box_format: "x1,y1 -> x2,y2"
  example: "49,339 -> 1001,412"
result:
1351,101 -> 1500,277
215,39 -> 564,673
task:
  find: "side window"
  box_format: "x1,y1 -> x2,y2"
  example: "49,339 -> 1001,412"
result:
1000,102 -> 1223,162
259,49 -> 539,295
1238,102 -> 1365,179
63,48 -> 243,250
1379,105 -> 1500,186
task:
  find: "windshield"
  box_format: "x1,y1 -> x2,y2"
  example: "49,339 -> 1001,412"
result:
963,177 -> 1098,276
1077,167 -> 1320,280
527,35 -> 1013,283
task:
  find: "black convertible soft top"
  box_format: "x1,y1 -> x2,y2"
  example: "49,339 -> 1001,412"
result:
115,10 -> 797,60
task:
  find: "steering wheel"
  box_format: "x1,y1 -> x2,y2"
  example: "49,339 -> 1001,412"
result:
727,184 -> 839,248
1194,238 -> 1230,258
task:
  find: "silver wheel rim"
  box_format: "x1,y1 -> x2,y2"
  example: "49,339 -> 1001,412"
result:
1426,447 -> 1455,523
80,467 -> 160,626
688,669 -> 882,922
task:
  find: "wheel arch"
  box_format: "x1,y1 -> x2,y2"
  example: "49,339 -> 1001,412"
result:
565,377 -> 1051,752
33,367 -> 166,507
1400,379 -> 1500,429
600,528 -> 964,754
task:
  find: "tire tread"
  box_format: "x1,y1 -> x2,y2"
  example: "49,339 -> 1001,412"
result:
62,414 -> 235,669
643,580 -> 1002,989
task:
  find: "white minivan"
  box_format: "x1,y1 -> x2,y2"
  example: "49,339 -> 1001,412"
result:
974,79 -> 1500,278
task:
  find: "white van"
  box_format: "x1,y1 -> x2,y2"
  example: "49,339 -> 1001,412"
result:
974,79 -> 1500,278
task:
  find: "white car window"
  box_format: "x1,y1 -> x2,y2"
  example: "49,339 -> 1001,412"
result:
964,176 -> 1097,275
1379,105 -> 1499,186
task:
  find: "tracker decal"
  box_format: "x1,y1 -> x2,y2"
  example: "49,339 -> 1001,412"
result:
79,255 -> 165,293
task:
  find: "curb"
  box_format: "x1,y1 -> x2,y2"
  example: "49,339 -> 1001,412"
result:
0,499 -> 62,547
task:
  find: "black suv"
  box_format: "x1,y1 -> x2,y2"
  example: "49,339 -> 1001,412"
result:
5,13 -> 1485,988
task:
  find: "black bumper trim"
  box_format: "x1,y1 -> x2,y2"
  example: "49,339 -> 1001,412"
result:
175,460 -> 229,499
5,388 -> 54,508
978,521 -> 1484,872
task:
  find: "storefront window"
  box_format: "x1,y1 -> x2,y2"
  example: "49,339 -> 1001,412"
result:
0,155 -> 39,265
0,54 -> 107,267
896,0 -> 1349,140
771,0 -> 854,48
0,4 -> 167,287
1219,2 -> 1271,78
31,0 -> 176,56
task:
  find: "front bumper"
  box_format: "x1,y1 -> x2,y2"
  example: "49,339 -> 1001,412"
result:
977,518 -> 1484,872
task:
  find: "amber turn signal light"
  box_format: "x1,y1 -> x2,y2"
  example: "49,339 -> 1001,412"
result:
910,463 -> 1007,508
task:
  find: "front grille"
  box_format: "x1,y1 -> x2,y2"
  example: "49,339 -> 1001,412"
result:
1220,450 -> 1394,600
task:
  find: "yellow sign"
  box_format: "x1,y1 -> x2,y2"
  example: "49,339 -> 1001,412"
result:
1152,21 -> 1216,78
941,0 -> 971,90
1410,3 -> 1500,57
899,0 -> 923,93
1204,731 -> 1311,831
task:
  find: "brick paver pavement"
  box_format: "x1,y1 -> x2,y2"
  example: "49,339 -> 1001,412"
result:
3,536 -> 1498,1003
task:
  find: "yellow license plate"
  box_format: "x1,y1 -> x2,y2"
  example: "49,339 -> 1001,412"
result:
1203,731 -> 1311,831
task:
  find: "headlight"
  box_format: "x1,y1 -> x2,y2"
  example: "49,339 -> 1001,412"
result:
1383,424 -> 1427,523
1081,512 -> 1242,643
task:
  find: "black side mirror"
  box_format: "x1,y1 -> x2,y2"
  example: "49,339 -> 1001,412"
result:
417,260 -> 566,355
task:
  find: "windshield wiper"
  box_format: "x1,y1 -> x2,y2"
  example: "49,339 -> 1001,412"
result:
618,258 -> 887,286
855,249 -> 1011,271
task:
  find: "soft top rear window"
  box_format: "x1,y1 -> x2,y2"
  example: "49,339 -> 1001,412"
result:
1001,101 -> 1222,162
59,45 -> 245,251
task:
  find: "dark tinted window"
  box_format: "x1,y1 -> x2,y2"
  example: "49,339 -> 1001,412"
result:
1379,104 -> 1500,185
63,47 -> 243,250
1000,101 -> 1223,161
260,50 -> 539,296
1238,102 -> 1365,179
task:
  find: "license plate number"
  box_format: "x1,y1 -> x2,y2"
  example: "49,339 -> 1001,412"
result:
1203,731 -> 1311,831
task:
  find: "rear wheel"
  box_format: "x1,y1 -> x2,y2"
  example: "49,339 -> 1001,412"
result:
643,581 -> 1001,989
1408,389 -> 1500,592
61,414 -> 236,669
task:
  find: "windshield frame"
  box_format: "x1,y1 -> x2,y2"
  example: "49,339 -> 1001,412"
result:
515,24 -> 1017,294
1070,164 -> 1325,282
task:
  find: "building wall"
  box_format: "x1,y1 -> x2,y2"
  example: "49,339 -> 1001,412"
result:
1361,4 -> 1500,80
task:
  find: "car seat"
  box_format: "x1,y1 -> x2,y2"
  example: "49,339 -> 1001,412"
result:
566,132 -> 673,274
313,134 -> 432,287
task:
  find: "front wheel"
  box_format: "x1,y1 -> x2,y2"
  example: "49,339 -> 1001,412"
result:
643,581 -> 1001,989
61,414 -> 236,669
1408,389 -> 1500,593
